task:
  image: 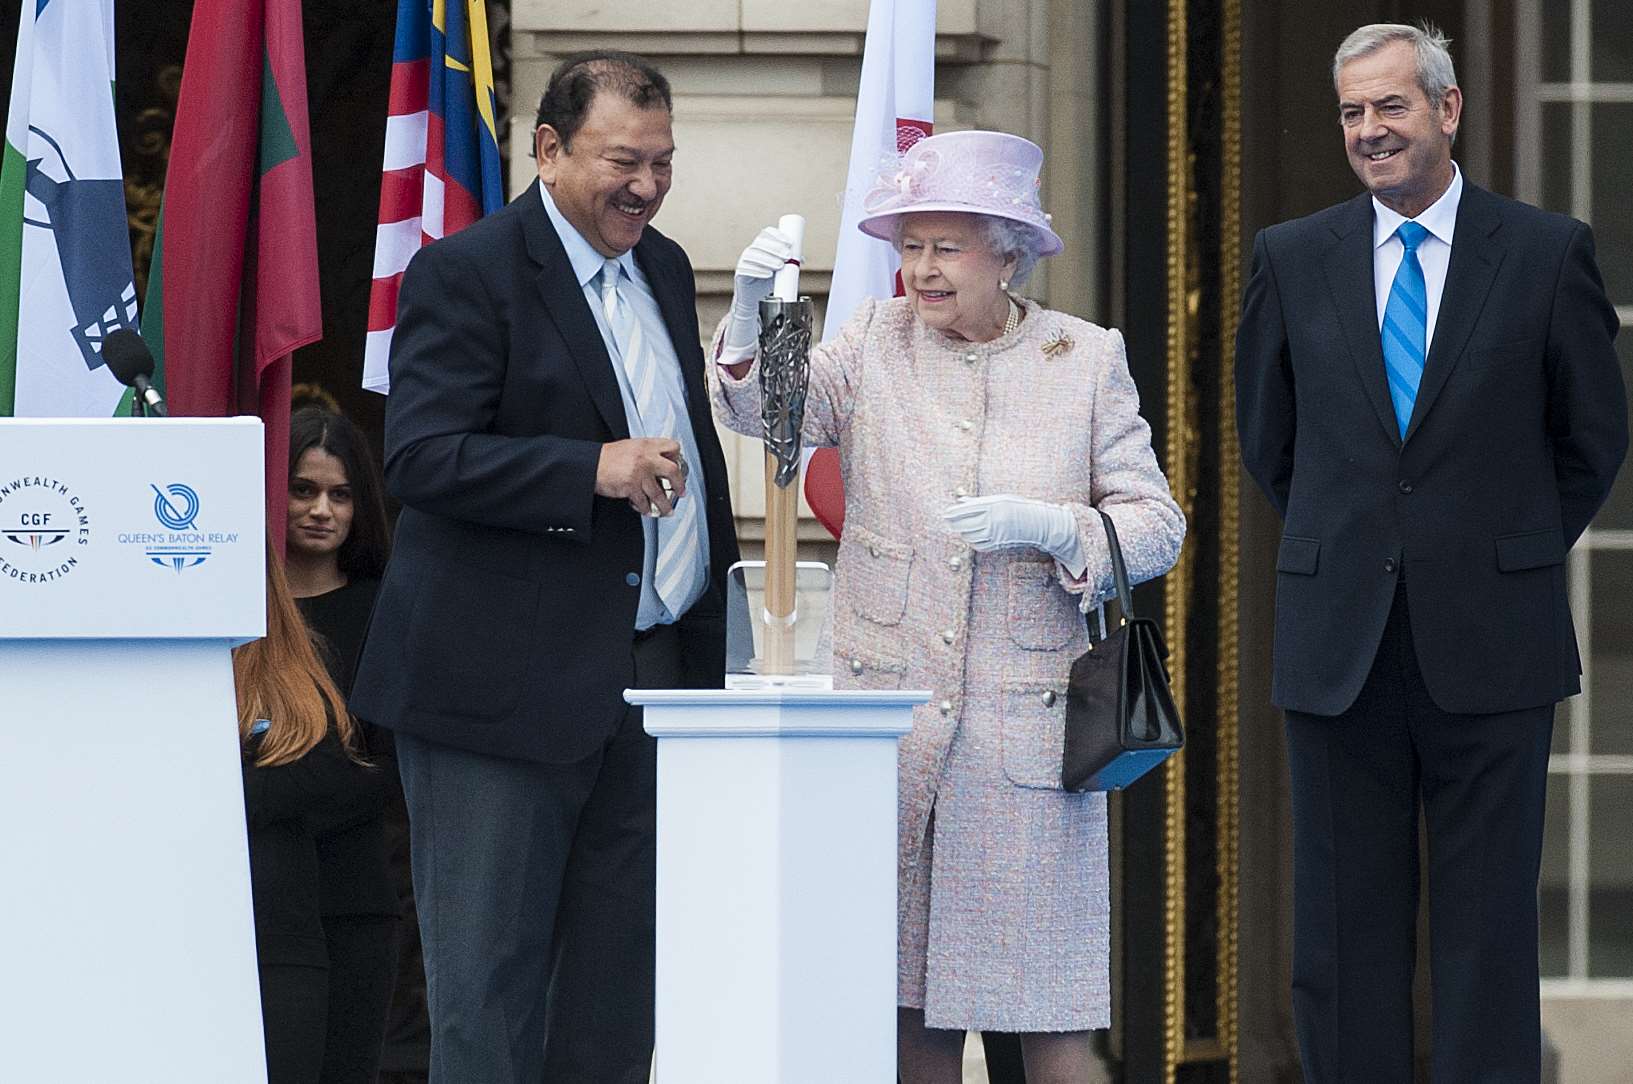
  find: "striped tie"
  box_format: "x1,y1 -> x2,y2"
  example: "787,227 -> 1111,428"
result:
1381,221 -> 1430,437
599,259 -> 702,615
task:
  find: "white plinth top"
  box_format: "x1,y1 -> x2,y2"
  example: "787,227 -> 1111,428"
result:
627,688 -> 927,738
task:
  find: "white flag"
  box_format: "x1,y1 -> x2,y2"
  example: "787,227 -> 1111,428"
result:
822,0 -> 937,341
806,0 -> 935,531
0,0 -> 137,418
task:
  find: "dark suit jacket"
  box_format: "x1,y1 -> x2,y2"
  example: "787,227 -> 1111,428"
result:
1236,181 -> 1627,717
350,181 -> 740,763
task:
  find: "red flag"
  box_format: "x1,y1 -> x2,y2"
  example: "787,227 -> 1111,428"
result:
142,0 -> 321,554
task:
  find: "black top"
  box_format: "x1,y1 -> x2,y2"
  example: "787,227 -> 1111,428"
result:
297,577 -> 381,698
296,578 -> 397,918
242,726 -> 382,964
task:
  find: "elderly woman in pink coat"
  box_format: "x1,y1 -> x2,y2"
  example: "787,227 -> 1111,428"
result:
711,130 -> 1184,1082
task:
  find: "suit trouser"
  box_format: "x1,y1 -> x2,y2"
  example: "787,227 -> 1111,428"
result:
395,625 -> 682,1084
1285,583 -> 1552,1084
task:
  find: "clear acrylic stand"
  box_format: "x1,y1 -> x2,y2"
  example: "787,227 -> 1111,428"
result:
724,560 -> 834,689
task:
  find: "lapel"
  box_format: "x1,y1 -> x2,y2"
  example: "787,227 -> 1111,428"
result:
1401,183 -> 1504,443
1321,193 -> 1400,447
520,180 -> 629,440
635,232 -> 710,429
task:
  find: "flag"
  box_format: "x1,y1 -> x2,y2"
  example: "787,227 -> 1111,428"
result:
362,0 -> 504,394
0,0 -> 137,418
805,0 -> 936,538
141,0 -> 321,553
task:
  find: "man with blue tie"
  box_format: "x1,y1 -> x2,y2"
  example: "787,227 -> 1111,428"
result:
1235,22 -> 1625,1083
351,51 -> 739,1082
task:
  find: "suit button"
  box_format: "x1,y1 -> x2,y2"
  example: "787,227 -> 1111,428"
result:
849,658 -> 864,676
941,629 -> 956,644
626,572 -> 641,586
1042,690 -> 1057,707
1383,558 -> 1397,573
948,556 -> 962,571
1398,480 -> 1413,494
939,700 -> 954,715
964,352 -> 978,365
955,485 -> 969,498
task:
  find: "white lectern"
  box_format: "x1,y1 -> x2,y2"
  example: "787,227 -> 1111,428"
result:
0,418 -> 269,1083
629,688 -> 925,1082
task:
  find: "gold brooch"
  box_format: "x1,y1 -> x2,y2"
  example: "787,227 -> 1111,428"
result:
1041,333 -> 1073,358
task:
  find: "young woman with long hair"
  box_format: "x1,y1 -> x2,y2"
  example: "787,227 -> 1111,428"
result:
238,539 -> 392,1084
282,404 -> 427,1082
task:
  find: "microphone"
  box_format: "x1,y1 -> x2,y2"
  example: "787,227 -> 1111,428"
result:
102,329 -> 168,417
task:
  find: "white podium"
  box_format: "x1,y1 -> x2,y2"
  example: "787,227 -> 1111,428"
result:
629,688 -> 925,1083
0,418 -> 269,1083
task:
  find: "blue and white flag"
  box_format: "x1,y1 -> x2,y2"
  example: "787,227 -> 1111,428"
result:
0,0 -> 138,417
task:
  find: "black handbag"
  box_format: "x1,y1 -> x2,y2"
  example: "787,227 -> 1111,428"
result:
1062,509 -> 1184,791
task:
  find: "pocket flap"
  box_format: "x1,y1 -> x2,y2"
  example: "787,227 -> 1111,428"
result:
841,524 -> 914,627
834,643 -> 908,691
1277,535 -> 1320,576
1495,526 -> 1566,571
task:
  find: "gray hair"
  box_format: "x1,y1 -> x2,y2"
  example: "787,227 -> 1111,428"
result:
890,213 -> 1047,287
1333,22 -> 1458,109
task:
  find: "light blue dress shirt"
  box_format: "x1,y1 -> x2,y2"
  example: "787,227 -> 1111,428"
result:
538,185 -> 710,630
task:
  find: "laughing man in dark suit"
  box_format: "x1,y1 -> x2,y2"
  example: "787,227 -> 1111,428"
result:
351,52 -> 739,1082
1235,22 -> 1626,1082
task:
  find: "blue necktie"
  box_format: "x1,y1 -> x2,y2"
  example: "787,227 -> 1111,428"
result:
599,259 -> 702,616
1381,221 -> 1430,437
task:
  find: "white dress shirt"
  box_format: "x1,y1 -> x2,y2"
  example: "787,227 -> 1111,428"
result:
1372,161 -> 1463,353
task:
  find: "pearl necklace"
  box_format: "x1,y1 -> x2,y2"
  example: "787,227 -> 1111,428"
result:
1002,297 -> 1020,337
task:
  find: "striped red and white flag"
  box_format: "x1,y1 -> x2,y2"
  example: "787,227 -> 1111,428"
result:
363,0 -> 503,394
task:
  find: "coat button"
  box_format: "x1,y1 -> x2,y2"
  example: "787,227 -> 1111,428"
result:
1383,557 -> 1397,573
1398,480 -> 1413,494
1042,690 -> 1057,707
948,556 -> 962,571
954,485 -> 969,498
964,352 -> 978,364
849,658 -> 864,676
941,629 -> 956,644
626,572 -> 641,586
939,700 -> 953,715
958,419 -> 973,432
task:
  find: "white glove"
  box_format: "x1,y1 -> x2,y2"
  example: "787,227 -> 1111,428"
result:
941,494 -> 1087,576
723,226 -> 795,353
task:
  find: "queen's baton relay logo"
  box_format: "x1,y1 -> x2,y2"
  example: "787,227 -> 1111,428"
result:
116,482 -> 239,572
0,475 -> 90,584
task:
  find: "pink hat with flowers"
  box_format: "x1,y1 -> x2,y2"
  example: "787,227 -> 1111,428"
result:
855,130 -> 1063,257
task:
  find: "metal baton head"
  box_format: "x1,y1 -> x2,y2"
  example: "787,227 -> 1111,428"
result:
757,296 -> 813,489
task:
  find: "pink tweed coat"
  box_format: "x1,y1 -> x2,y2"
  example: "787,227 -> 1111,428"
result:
711,296 -> 1185,1031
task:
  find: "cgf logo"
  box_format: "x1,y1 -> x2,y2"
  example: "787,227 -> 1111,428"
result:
3,510 -> 70,551
0,475 -> 90,585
